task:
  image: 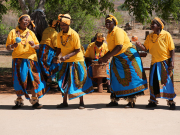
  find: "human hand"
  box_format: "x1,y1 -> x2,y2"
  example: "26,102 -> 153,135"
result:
168,61 -> 174,74
53,57 -> 58,63
28,41 -> 35,46
12,43 -> 18,48
60,56 -> 69,62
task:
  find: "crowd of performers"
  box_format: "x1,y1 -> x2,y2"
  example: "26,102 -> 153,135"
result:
5,12 -> 176,110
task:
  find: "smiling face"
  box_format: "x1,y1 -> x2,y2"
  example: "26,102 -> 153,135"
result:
105,19 -> 114,31
151,20 -> 161,32
60,22 -> 69,33
19,16 -> 30,30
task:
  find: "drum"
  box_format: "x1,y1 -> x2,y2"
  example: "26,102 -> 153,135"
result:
92,61 -> 107,78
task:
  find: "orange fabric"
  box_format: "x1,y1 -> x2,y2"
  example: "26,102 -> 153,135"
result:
18,14 -> 30,23
6,27 -> 39,61
57,27 -> 84,62
144,30 -> 175,65
154,17 -> 164,29
106,26 -> 132,56
58,14 -> 71,25
106,15 -> 118,25
96,33 -> 106,42
40,27 -> 58,49
85,42 -> 109,59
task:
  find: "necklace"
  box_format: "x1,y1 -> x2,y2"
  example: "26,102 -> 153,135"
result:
60,35 -> 70,46
151,34 -> 160,43
94,46 -> 102,59
16,30 -> 29,48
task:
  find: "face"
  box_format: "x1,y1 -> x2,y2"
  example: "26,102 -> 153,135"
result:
60,22 -> 69,33
95,40 -> 104,47
105,19 -> 114,30
151,21 -> 160,31
19,16 -> 30,30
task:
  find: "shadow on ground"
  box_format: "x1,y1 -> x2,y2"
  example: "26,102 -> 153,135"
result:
0,104 -> 180,111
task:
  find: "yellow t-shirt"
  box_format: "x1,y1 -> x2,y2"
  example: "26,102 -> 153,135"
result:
57,27 -> 84,62
144,30 -> 175,65
85,42 -> 109,59
40,27 -> 58,49
106,26 -> 132,56
6,27 -> 39,61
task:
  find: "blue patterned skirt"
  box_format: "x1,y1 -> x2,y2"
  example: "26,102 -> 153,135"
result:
149,59 -> 176,102
12,58 -> 49,99
37,44 -> 56,81
110,47 -> 148,98
50,61 -> 94,100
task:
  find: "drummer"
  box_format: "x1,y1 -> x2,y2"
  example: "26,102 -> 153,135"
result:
85,33 -> 111,92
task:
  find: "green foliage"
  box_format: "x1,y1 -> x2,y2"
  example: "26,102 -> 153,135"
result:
124,0 -> 180,23
0,22 -> 13,35
117,4 -> 128,11
0,1 -> 8,21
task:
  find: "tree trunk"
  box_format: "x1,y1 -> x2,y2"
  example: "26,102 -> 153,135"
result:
18,0 -> 29,14
37,0 -> 46,11
27,0 -> 35,14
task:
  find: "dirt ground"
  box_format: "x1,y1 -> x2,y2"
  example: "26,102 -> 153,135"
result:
0,29 -> 180,96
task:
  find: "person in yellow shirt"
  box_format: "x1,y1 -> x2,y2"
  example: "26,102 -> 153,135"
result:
6,14 -> 49,109
136,17 -> 176,110
85,33 -> 111,92
51,14 -> 94,109
98,15 -> 147,108
37,20 -> 58,82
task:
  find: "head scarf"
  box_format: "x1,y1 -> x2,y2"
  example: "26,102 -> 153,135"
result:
106,14 -> 118,25
96,33 -> 105,42
154,17 -> 164,29
58,14 -> 71,25
18,14 -> 35,28
50,20 -> 58,27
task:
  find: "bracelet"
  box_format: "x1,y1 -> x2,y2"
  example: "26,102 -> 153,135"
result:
31,45 -> 36,48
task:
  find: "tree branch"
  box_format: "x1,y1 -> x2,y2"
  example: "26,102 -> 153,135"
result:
37,0 -> 46,11
18,0 -> 29,14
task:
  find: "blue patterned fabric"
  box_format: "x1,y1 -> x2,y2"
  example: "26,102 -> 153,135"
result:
37,44 -> 56,80
50,61 -> 94,100
149,59 -> 176,102
110,47 -> 148,97
12,58 -> 49,99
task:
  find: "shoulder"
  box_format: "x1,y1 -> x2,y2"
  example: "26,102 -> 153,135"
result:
69,28 -> 79,38
103,42 -> 108,47
28,29 -> 36,37
162,30 -> 172,37
9,29 -> 16,35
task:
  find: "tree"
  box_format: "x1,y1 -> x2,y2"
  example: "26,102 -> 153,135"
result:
0,0 -> 8,20
123,0 -> 180,23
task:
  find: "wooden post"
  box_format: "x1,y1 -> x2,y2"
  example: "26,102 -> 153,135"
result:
145,31 -> 149,39
97,78 -> 103,93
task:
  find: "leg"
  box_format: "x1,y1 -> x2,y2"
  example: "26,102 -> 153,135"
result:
79,96 -> 85,109
125,96 -> 136,108
167,99 -> 176,110
106,93 -> 119,107
57,93 -> 69,108
30,88 -> 43,109
12,95 -> 24,109
106,80 -> 111,93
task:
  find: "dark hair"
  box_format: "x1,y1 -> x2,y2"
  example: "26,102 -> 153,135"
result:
105,15 -> 116,26
30,11 -> 48,42
153,18 -> 166,30
48,19 -> 53,26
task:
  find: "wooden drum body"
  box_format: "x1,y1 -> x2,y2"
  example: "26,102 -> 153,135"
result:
92,62 -> 107,78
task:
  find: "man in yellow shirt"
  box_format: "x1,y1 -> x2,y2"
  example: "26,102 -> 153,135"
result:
51,14 -> 93,109
136,17 -> 176,110
6,14 -> 49,109
37,20 -> 58,82
99,15 -> 147,108
85,33 -> 111,92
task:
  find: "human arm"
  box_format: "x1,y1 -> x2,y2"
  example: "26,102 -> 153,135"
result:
60,49 -> 80,62
135,42 -> 147,51
168,49 -> 175,72
98,45 -> 122,63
